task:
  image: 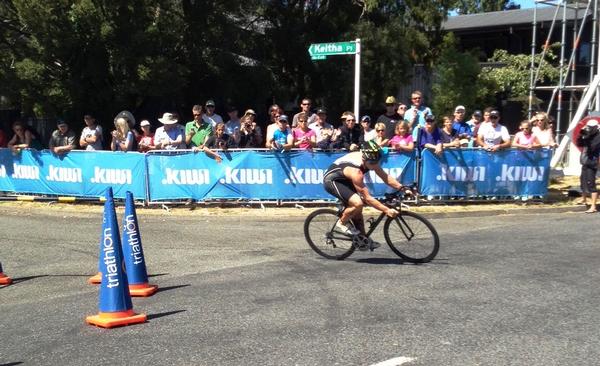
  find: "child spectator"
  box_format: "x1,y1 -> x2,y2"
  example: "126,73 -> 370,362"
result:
292,112 -> 316,150
388,121 -> 414,152
79,114 -> 103,151
204,122 -> 233,149
440,116 -> 460,148
138,120 -> 155,152
373,122 -> 389,147
512,120 -> 541,150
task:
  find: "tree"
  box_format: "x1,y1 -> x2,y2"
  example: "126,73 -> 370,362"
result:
454,0 -> 519,14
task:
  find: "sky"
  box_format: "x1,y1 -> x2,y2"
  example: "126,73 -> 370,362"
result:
515,0 -> 537,9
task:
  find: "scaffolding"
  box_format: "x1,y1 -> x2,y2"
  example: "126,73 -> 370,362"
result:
528,0 -> 600,142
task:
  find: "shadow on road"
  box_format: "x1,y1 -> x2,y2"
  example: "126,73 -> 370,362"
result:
156,284 -> 191,293
147,309 -> 186,321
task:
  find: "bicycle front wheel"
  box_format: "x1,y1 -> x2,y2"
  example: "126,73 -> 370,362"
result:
304,209 -> 356,260
383,211 -> 439,263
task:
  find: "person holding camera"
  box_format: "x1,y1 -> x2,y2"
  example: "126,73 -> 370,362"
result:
576,119 -> 600,213
239,113 -> 261,148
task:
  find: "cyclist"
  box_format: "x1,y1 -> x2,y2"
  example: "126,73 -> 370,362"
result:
323,140 -> 406,237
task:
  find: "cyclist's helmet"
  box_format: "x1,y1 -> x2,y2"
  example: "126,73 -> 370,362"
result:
360,140 -> 382,163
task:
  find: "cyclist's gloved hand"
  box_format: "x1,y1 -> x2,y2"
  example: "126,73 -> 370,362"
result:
386,208 -> 399,218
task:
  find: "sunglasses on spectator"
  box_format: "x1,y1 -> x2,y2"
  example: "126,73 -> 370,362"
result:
490,116 -> 499,119
346,118 -> 356,121
302,103 -> 311,106
411,97 -> 421,100
376,129 -> 385,132
193,113 -> 202,117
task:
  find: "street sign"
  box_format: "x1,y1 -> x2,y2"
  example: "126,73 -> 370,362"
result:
308,41 -> 357,59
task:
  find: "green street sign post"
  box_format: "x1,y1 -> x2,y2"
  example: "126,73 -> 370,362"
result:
308,39 -> 361,123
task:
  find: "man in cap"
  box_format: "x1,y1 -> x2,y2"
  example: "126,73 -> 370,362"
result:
417,114 -> 442,156
267,114 -> 293,151
292,98 -> 316,128
185,105 -> 213,148
451,105 -> 472,147
79,114 -> 103,151
377,96 -> 402,139
309,108 -> 334,146
575,119 -> 600,212
476,110 -> 510,152
203,99 -> 223,129
404,90 -> 432,138
49,119 -> 77,154
335,112 -> 361,151
155,112 -> 185,150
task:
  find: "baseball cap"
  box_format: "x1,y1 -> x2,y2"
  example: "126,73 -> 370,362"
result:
385,96 -> 396,105
454,105 -> 466,113
425,114 -> 435,122
205,100 -> 216,107
361,115 -> 371,122
244,109 -> 256,116
278,115 -> 289,122
473,110 -> 482,117
140,120 -> 150,127
56,119 -> 67,126
586,119 -> 599,127
316,108 -> 327,114
490,110 -> 500,117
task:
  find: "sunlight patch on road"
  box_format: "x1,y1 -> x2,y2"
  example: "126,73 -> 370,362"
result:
370,356 -> 416,366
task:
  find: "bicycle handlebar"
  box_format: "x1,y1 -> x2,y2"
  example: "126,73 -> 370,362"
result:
381,183 -> 418,207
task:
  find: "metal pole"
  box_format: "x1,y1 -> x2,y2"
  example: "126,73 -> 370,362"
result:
592,0 -> 599,110
595,0 -> 600,110
556,0 -> 567,140
569,2 -> 579,124
354,38 -> 361,121
529,4 -> 538,118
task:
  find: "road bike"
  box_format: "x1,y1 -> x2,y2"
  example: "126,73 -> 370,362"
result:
304,191 -> 439,262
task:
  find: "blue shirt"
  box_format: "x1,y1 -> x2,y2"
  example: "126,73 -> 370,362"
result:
273,129 -> 289,145
451,120 -> 472,138
417,128 -> 441,150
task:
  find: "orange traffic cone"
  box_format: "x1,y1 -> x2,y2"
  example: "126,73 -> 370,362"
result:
88,272 -> 101,285
86,188 -> 146,328
122,192 -> 158,297
0,262 -> 12,285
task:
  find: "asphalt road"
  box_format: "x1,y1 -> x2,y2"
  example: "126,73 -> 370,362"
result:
1,205 -> 599,366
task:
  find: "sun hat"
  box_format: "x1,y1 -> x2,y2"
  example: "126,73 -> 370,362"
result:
158,113 -> 178,125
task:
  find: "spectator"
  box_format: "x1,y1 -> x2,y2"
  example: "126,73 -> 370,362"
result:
575,119 -> 600,212
138,120 -> 156,152
417,115 -> 442,156
481,107 -> 493,126
440,116 -> 460,148
388,121 -> 414,152
186,105 -> 213,148
467,110 -> 483,128
451,105 -> 472,147
532,112 -> 557,148
404,90 -> 432,136
79,114 -> 103,151
359,115 -> 376,143
267,114 -> 293,151
397,103 -> 407,120
204,122 -> 233,150
224,106 -> 241,147
0,128 -> 6,148
512,120 -> 541,150
49,120 -> 77,154
334,112 -> 360,151
377,96 -> 402,139
309,108 -> 334,145
110,117 -> 135,152
265,104 -> 283,148
203,99 -> 223,129
154,112 -> 186,150
476,110 -> 511,152
292,98 -> 316,127
7,120 -> 42,152
373,122 -> 389,147
114,110 -> 139,141
242,109 -> 262,144
239,114 -> 262,148
292,112 -> 316,150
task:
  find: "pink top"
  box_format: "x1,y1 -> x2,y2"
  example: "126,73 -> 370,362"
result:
532,127 -> 554,146
292,128 -> 316,150
514,131 -> 536,146
389,134 -> 413,149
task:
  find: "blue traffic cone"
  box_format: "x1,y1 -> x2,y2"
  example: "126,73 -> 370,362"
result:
0,262 -> 12,285
122,191 -> 157,297
86,187 -> 146,328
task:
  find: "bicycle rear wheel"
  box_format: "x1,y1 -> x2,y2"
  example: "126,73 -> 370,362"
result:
383,211 -> 439,263
304,209 -> 356,260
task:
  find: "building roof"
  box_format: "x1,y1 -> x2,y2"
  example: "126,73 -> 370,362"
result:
443,5 -> 588,32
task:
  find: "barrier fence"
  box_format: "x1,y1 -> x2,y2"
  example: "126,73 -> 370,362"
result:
0,147 -> 551,202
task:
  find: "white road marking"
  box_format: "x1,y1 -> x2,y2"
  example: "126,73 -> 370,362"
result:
370,356 -> 416,366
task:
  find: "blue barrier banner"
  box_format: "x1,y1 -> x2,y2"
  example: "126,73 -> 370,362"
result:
0,149 -> 146,198
146,150 -> 415,201
419,148 -> 552,197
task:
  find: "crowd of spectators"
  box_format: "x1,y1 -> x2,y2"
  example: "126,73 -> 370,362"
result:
0,93 -> 558,158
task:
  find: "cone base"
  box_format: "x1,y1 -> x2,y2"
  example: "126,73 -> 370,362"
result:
0,274 -> 12,285
129,283 -> 158,297
86,310 -> 147,328
87,272 -> 102,285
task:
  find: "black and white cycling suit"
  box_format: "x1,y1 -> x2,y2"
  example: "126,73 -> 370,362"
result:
323,155 -> 370,204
